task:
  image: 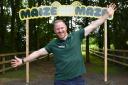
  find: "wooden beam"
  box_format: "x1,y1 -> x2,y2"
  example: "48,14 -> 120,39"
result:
26,19 -> 29,85
104,20 -> 108,82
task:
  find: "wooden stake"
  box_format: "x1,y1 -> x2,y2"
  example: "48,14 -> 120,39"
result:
26,19 -> 29,85
2,57 -> 5,74
104,20 -> 108,82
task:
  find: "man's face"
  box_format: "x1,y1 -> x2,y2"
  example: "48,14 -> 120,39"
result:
54,21 -> 68,39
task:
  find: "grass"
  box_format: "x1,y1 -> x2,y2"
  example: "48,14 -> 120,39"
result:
86,56 -> 104,74
0,66 -> 25,79
0,62 -> 42,80
85,54 -> 128,75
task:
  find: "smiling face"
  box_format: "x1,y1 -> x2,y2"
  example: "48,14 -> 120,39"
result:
54,20 -> 68,40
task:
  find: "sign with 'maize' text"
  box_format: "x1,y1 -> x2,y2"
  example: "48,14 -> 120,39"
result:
19,1 -> 112,20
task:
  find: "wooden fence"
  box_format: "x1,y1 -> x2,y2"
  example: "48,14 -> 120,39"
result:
0,51 -> 50,74
0,49 -> 128,74
90,48 -> 128,66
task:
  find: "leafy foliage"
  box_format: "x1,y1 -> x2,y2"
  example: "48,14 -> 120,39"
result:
0,0 -> 128,53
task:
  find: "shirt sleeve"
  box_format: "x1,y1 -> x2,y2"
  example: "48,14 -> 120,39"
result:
44,40 -> 53,53
75,28 -> 85,40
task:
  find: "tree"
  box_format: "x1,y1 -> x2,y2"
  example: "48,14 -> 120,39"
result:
0,0 -> 8,53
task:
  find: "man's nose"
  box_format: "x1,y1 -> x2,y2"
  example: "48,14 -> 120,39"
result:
58,29 -> 63,33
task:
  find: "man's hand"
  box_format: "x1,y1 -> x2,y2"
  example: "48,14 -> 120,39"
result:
107,3 -> 117,16
84,3 -> 117,37
11,56 -> 23,67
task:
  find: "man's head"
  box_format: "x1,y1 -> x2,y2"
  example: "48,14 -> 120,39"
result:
53,20 -> 68,40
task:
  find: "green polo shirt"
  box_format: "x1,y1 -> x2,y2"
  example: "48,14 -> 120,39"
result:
45,29 -> 86,80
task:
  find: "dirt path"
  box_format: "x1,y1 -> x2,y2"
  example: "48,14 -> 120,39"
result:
1,60 -> 128,85
3,73 -> 128,85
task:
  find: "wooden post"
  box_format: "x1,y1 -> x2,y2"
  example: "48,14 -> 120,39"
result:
104,20 -> 108,82
2,57 -> 5,74
26,19 -> 29,85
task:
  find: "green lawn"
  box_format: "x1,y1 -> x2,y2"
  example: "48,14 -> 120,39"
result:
85,55 -> 128,75
0,66 -> 25,79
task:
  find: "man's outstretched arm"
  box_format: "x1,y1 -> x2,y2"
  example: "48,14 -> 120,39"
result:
11,48 -> 48,67
84,3 -> 116,37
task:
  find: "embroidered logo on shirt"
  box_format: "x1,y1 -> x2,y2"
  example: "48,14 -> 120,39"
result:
58,45 -> 65,48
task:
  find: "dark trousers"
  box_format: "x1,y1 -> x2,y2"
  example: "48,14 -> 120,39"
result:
54,75 -> 86,85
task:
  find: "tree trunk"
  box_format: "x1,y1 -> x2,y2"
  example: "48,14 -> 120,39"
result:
10,0 -> 16,52
83,0 -> 90,63
98,24 -> 104,50
0,0 -> 5,53
86,36 -> 90,63
15,0 -> 22,51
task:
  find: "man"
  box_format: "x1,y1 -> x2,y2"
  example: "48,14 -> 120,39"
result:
11,3 -> 116,85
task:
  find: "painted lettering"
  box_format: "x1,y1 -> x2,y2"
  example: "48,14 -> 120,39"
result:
75,6 -> 86,15
31,8 -> 38,17
94,7 -> 102,17
19,1 -> 113,20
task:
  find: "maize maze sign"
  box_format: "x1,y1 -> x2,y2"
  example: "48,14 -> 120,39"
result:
19,1 -> 112,20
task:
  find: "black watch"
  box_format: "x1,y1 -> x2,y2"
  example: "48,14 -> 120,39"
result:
22,58 -> 25,64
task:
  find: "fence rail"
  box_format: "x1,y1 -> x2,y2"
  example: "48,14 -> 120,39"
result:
90,48 -> 128,66
0,51 -> 50,73
0,48 -> 128,74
